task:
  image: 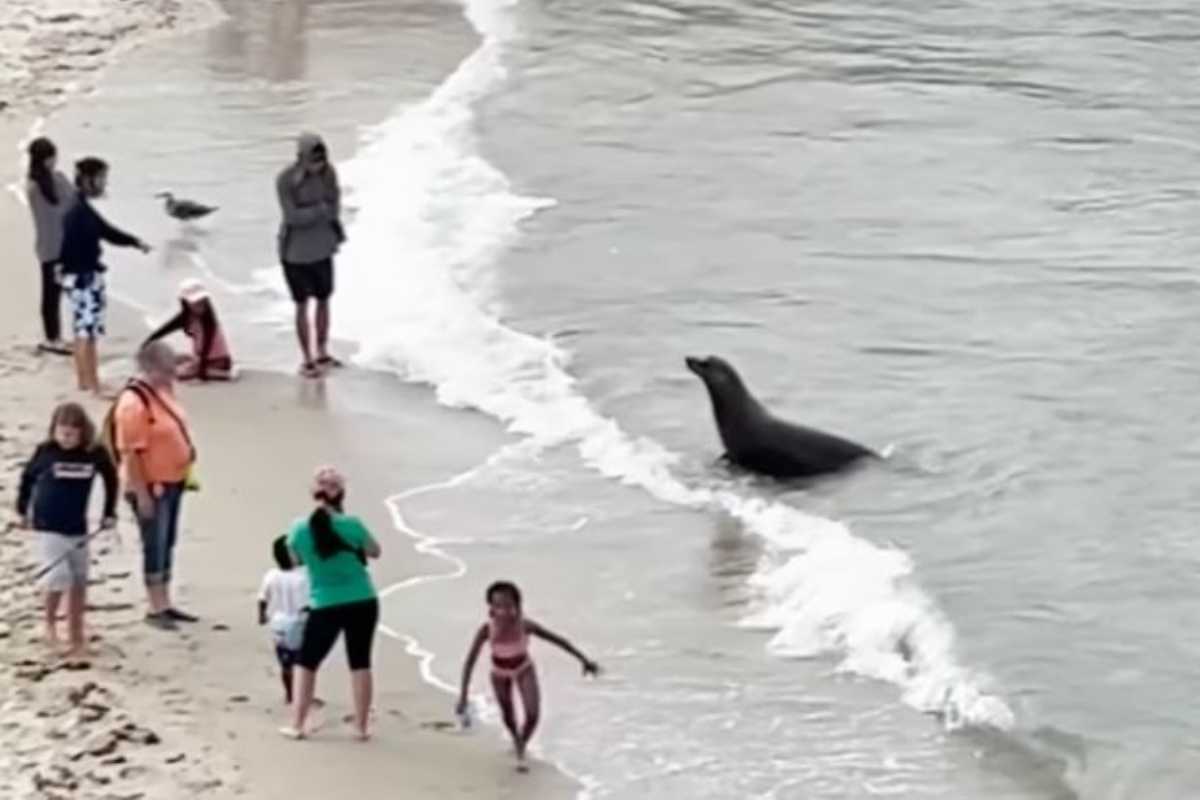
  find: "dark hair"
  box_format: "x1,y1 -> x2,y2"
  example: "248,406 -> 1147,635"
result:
308,490 -> 362,562
272,535 -> 293,570
74,156 -> 108,190
486,581 -> 522,608
27,137 -> 58,205
48,402 -> 96,450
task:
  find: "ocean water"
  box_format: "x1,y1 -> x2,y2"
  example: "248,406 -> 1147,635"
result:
42,0 -> 1200,796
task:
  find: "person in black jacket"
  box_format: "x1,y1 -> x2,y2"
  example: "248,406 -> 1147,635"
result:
17,402 -> 117,660
59,157 -> 151,395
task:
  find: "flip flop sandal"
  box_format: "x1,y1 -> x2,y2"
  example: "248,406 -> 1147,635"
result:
37,342 -> 72,356
300,362 -> 321,379
316,356 -> 343,369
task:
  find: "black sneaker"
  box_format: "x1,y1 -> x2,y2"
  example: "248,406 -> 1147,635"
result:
165,608 -> 199,623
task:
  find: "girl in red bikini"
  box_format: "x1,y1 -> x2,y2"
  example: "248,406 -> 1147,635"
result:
456,581 -> 599,771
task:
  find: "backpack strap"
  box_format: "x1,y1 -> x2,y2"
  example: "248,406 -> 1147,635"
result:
129,379 -> 196,462
101,381 -> 151,465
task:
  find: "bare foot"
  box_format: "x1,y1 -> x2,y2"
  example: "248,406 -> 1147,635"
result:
355,729 -> 371,742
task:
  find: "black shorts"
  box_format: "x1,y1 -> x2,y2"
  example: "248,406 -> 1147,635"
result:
298,597 -> 379,671
282,258 -> 334,303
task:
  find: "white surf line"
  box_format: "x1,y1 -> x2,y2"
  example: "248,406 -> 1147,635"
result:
376,470 -> 478,694
374,441 -> 538,691
374,443 -> 600,797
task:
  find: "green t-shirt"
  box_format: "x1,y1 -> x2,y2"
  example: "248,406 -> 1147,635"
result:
287,513 -> 377,609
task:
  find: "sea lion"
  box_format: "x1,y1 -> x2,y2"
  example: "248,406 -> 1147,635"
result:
685,355 -> 878,478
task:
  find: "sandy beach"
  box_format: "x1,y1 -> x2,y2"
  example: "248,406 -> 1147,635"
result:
0,3 -> 576,799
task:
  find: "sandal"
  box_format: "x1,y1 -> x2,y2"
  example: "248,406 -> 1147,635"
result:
299,362 -> 321,379
316,355 -> 343,369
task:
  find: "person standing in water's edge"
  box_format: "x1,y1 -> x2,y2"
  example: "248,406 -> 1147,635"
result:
276,132 -> 345,379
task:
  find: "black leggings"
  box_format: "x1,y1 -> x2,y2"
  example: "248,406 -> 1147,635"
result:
298,598 -> 379,671
40,261 -> 61,342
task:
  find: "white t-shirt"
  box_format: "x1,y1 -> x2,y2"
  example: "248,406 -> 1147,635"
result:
258,567 -> 310,647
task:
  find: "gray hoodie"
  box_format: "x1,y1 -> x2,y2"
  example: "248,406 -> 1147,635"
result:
275,132 -> 343,265
27,171 -> 75,264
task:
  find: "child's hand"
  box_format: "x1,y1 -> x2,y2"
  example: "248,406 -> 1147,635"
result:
582,659 -> 600,677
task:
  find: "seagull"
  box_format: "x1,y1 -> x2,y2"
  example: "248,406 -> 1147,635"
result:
156,191 -> 218,221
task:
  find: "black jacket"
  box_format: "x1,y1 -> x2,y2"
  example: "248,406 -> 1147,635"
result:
59,193 -> 141,282
17,443 -> 118,536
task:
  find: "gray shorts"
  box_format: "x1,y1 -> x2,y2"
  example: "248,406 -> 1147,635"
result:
39,532 -> 89,591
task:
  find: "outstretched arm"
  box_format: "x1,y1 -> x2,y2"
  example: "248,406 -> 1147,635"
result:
528,620 -> 600,676
95,208 -> 145,249
143,308 -> 186,348
456,624 -> 489,712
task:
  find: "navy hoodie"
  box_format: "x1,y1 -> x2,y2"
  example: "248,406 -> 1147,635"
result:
59,193 -> 141,284
17,443 -> 118,536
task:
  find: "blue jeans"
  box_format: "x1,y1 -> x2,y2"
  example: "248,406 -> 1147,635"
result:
127,482 -> 184,587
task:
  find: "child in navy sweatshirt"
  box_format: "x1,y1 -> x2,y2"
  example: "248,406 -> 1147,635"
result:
17,403 -> 117,659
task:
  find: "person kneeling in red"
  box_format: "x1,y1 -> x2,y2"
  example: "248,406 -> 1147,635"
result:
144,279 -> 235,382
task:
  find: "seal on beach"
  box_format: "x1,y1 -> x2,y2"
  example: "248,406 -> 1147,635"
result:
155,192 -> 217,221
685,355 -> 878,478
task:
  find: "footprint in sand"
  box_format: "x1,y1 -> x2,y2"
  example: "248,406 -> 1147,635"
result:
418,720 -> 457,732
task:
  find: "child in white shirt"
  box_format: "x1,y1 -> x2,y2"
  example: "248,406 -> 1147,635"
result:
258,535 -> 310,704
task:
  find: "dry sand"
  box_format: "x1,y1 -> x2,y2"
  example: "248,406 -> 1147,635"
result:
0,4 -> 579,795
0,109 -> 240,795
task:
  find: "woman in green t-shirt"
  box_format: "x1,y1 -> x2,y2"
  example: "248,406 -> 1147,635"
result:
281,467 -> 381,741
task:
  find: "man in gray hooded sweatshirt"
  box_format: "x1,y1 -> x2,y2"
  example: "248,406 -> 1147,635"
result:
276,132 -> 345,377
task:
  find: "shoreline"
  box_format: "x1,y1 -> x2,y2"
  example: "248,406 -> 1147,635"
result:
0,2 -> 579,798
